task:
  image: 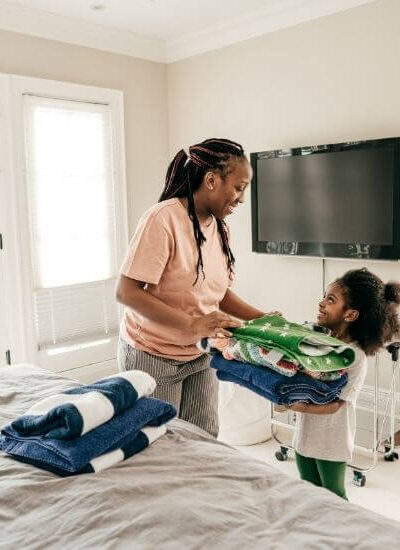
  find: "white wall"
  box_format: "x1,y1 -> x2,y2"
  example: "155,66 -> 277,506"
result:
167,0 -> 400,315
167,0 -> 400,384
0,28 -> 169,234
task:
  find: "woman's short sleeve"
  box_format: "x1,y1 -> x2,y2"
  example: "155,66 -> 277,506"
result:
120,211 -> 172,285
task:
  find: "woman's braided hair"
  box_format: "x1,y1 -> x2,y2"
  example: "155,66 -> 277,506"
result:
159,138 -> 246,284
336,268 -> 400,355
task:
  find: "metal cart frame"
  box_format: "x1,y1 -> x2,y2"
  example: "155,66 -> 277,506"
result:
271,342 -> 400,487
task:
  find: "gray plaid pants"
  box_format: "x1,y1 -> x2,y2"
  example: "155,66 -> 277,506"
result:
117,338 -> 218,437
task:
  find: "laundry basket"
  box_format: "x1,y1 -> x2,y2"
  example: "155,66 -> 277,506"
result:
218,381 -> 271,445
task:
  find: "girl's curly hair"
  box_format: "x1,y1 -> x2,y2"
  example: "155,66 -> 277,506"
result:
336,268 -> 400,355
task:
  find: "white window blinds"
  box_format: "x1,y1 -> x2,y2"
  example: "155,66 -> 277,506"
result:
23,95 -> 120,348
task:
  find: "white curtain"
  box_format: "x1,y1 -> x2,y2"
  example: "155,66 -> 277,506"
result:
23,95 -> 119,348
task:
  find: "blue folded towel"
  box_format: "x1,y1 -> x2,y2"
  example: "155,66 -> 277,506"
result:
211,355 -> 347,405
10,371 -> 156,440
0,396 -> 176,476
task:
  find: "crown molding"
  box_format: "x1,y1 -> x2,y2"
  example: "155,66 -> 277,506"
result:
0,0 -> 166,63
0,0 -> 374,64
165,0 -> 375,63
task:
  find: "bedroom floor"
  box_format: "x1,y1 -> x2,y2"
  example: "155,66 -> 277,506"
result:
235,431 -> 400,523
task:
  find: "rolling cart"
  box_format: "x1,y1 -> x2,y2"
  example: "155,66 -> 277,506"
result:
271,342 -> 400,487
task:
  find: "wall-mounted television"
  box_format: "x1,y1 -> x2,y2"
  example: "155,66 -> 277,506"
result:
250,137 -> 400,260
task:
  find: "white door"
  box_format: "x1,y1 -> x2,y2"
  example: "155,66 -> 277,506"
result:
1,74 -> 128,378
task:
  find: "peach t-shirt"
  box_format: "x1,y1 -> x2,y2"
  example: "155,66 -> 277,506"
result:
120,198 -> 233,360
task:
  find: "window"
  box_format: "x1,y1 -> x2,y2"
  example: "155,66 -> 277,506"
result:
24,96 -> 120,347
1,75 -> 127,372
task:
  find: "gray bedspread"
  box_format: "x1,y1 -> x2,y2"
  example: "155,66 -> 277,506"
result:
1,365 -> 399,549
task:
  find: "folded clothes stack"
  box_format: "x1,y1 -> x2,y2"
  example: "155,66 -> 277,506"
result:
199,314 -> 355,381
200,315 -> 353,404
0,371 -> 176,476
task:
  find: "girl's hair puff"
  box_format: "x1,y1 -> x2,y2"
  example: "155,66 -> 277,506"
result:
336,268 -> 400,355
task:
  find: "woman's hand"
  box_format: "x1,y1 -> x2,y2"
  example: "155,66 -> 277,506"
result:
191,311 -> 243,341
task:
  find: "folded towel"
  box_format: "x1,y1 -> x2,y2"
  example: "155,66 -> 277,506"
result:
10,371 -> 156,440
0,397 -> 176,476
211,355 -> 347,405
231,315 -> 355,372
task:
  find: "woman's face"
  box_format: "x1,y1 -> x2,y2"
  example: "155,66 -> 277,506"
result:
207,159 -> 252,219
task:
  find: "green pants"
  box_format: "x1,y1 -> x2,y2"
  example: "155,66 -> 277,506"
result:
295,452 -> 348,500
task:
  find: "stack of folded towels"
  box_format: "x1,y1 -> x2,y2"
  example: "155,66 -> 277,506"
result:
199,315 -> 356,405
0,371 -> 176,476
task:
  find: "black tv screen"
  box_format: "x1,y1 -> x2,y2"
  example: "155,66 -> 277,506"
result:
251,138 -> 400,260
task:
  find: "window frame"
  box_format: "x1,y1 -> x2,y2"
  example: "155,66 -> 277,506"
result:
5,74 -> 128,368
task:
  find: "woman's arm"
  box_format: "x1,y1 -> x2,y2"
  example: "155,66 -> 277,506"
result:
287,400 -> 345,414
219,288 -> 266,321
116,275 -> 242,343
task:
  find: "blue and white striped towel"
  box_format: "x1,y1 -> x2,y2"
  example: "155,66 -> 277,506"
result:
0,396 -> 176,476
10,371 -> 156,440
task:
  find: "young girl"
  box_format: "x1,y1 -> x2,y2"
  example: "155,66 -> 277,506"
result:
290,268 -> 400,499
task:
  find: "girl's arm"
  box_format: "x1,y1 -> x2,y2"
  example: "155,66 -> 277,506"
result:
219,288 -> 273,321
287,400 -> 345,414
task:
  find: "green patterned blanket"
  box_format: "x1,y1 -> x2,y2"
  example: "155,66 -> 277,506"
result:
231,315 -> 355,372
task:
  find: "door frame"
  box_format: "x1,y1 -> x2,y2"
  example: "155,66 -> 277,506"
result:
0,74 -> 28,365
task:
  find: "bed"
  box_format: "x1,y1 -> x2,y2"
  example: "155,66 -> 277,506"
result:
1,365 -> 400,549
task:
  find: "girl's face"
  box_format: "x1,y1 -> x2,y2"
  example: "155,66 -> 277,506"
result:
207,159 -> 252,219
317,282 -> 349,330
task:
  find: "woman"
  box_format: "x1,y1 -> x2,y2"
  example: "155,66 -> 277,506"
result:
116,138 -> 268,437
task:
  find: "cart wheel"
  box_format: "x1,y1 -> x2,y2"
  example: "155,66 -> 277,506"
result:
275,446 -> 288,461
384,451 -> 399,462
352,470 -> 366,487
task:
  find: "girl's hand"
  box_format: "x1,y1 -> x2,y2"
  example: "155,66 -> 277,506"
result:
273,404 -> 288,413
191,311 -> 243,340
287,401 -> 344,414
275,402 -> 307,413
286,402 -> 308,412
